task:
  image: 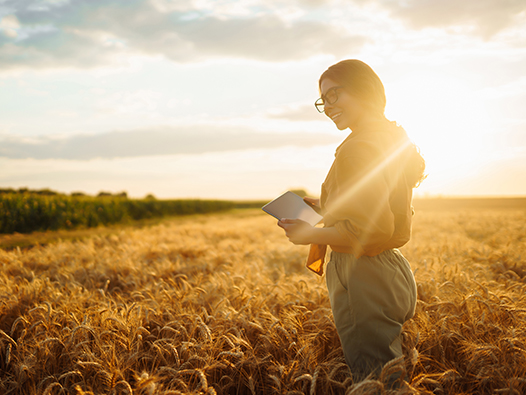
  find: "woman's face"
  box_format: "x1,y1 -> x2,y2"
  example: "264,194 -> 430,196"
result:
320,77 -> 366,131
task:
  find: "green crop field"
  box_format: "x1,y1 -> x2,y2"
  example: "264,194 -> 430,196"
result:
0,192 -> 234,234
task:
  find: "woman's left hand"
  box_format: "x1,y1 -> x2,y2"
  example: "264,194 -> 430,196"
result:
277,218 -> 314,245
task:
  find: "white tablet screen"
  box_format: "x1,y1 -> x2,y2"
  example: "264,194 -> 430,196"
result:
261,191 -> 323,226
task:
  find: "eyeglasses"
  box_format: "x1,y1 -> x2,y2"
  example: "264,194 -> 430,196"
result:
315,86 -> 344,113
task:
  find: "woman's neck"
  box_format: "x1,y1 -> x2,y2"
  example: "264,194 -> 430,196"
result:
350,113 -> 388,133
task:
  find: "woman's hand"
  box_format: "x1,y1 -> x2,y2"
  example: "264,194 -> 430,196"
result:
278,218 -> 314,245
303,197 -> 321,214
303,196 -> 320,207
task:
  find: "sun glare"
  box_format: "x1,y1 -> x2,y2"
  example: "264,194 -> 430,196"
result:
385,72 -> 494,195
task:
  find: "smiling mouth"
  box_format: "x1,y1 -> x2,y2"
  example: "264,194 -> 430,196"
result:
330,112 -> 342,121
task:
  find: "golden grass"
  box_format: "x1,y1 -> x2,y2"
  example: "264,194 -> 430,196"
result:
0,208 -> 525,394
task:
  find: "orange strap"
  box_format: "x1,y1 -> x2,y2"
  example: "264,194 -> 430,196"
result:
306,244 -> 327,276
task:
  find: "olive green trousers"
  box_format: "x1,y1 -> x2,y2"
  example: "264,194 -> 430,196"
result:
325,249 -> 417,382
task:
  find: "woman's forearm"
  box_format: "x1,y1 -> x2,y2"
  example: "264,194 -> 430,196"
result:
309,226 -> 349,246
278,219 -> 350,247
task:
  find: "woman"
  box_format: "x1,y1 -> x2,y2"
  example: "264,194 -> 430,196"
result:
278,59 -> 425,383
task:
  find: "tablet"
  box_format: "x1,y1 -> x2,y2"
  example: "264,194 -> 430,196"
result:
261,191 -> 323,226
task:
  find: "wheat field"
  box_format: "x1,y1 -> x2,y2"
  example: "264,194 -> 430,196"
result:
0,206 -> 525,394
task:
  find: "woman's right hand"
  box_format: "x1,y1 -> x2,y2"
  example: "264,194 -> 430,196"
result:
303,197 -> 321,214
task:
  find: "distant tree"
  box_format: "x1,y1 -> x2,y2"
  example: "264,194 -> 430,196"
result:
71,192 -> 86,197
35,188 -> 59,196
18,187 -> 29,194
116,191 -> 128,198
97,191 -> 112,197
145,194 -> 156,200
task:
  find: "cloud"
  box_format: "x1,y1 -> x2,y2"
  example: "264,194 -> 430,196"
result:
267,104 -> 326,122
376,0 -> 526,38
0,14 -> 20,38
0,125 -> 339,160
0,0 -> 366,69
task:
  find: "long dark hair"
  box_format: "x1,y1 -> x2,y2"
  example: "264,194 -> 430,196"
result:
319,59 -> 426,188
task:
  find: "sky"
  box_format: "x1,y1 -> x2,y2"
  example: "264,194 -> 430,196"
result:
0,0 -> 525,200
